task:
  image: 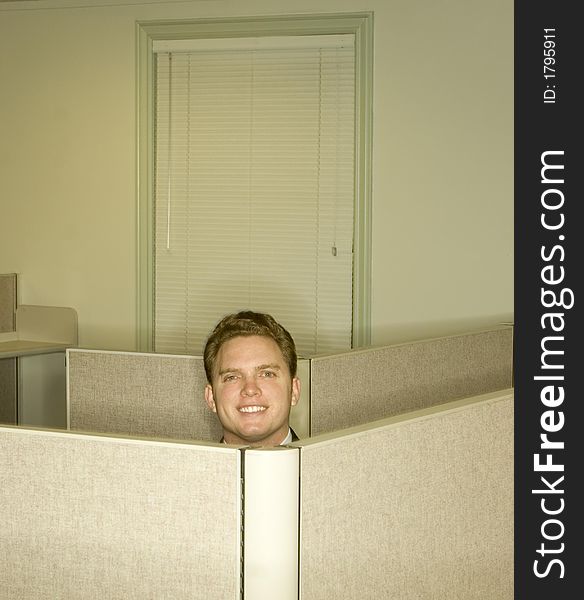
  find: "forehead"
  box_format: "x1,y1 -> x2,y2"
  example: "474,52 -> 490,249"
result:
216,335 -> 287,371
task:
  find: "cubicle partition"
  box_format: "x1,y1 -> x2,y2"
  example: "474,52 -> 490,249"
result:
0,388 -> 513,599
62,327 -> 513,597
66,327 -> 511,441
67,350 -> 222,441
0,274 -> 18,423
67,349 -> 311,441
0,273 -> 17,334
309,326 -> 513,434
295,388 -> 514,599
0,427 -> 242,600
0,359 -> 17,424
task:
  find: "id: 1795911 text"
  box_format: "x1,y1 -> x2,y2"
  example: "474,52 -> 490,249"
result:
543,28 -> 556,104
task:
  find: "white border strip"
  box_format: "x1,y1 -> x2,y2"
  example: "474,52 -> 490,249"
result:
0,422 -> 241,452
244,448 -> 299,600
66,347 -> 202,359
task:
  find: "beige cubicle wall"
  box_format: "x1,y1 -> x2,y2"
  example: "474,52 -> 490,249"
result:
0,273 -> 17,334
0,359 -> 17,424
0,274 -> 17,423
66,328 -> 510,441
67,349 -> 310,441
295,388 -> 514,600
1,388 -> 513,599
0,426 -> 242,600
67,349 -> 222,441
309,326 -> 513,434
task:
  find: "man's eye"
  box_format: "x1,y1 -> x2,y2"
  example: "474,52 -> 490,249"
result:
262,371 -> 276,378
223,374 -> 238,382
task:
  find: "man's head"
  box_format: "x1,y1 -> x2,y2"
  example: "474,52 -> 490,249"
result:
203,311 -> 300,447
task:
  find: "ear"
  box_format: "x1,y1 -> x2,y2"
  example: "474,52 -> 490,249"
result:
290,377 -> 301,407
204,384 -> 217,413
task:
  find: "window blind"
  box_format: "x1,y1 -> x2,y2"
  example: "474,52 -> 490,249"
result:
153,35 -> 355,356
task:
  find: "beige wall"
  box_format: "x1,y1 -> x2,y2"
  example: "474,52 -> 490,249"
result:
0,0 -> 513,350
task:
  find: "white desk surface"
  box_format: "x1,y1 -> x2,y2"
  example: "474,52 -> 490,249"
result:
0,305 -> 77,359
0,340 -> 70,359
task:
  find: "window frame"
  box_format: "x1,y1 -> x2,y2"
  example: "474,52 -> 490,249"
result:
136,13 -> 373,352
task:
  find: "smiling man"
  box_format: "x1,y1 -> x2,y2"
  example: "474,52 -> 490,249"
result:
203,311 -> 300,447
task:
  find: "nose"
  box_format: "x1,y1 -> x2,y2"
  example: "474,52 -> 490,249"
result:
241,376 -> 261,397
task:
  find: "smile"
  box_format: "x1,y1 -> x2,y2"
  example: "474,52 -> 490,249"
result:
239,406 -> 267,413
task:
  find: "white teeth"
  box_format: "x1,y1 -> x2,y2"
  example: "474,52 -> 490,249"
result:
239,406 -> 266,413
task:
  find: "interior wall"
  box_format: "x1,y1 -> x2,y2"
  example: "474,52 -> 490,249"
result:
0,0 -> 513,350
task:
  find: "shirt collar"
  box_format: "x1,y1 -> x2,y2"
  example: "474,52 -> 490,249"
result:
281,428 -> 293,445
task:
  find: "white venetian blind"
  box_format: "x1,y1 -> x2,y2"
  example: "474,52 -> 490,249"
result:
153,35 -> 355,356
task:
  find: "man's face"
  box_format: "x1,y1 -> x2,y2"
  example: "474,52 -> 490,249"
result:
204,335 -> 300,447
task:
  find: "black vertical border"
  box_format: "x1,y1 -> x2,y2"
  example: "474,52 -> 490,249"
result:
515,1 -> 582,598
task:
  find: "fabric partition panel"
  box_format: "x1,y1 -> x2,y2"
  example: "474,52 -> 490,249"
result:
67,349 -> 223,441
0,273 -> 17,334
67,349 -> 310,441
0,277 -> 17,422
309,326 -> 513,434
0,426 -> 242,600
0,358 -> 17,424
290,358 -> 310,439
296,389 -> 513,599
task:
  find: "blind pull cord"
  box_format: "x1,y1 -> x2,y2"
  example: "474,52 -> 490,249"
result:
166,52 -> 173,251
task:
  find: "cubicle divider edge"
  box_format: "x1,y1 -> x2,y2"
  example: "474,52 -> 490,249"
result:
243,447 -> 300,600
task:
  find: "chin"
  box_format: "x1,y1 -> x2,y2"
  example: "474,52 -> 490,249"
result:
241,430 -> 269,443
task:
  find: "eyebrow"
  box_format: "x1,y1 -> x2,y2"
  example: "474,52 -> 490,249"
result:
217,363 -> 282,377
256,363 -> 282,372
